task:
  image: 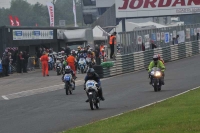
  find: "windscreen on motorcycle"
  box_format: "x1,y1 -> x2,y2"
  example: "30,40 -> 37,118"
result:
79,58 -> 86,64
151,67 -> 161,71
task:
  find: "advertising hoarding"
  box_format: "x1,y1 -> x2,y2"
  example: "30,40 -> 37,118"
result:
115,0 -> 200,18
13,30 -> 53,40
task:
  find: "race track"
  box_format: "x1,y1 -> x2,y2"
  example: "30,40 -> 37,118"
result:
1,55 -> 200,133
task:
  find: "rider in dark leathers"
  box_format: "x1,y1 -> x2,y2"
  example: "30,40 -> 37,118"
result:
84,68 -> 105,102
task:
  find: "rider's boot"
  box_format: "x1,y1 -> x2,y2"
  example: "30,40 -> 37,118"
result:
98,88 -> 105,101
85,93 -> 89,102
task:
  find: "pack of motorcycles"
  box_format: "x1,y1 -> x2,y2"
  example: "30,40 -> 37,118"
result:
52,54 -> 164,110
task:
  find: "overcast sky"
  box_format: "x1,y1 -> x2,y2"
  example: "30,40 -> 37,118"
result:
0,0 -> 52,8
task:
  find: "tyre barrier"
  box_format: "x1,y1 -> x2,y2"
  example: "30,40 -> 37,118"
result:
102,41 -> 200,78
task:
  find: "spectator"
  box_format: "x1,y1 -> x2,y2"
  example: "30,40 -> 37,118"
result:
17,51 -> 24,73
95,44 -> 101,65
23,51 -> 29,73
109,32 -> 117,59
2,52 -> 10,76
151,40 -> 157,49
65,44 -> 71,57
142,42 -> 145,51
174,35 -> 179,44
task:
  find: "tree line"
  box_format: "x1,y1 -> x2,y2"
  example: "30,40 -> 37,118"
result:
0,0 -> 82,27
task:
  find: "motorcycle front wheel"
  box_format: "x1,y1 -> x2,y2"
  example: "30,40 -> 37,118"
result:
65,83 -> 69,95
89,94 -> 94,110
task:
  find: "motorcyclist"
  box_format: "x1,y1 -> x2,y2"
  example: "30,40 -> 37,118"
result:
62,66 -> 75,90
157,54 -> 165,64
84,68 -> 105,102
148,55 -> 165,85
71,49 -> 78,72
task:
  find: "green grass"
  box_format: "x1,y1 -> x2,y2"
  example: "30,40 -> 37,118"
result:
63,89 -> 200,133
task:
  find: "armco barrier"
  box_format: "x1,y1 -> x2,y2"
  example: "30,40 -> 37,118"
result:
103,41 -> 200,78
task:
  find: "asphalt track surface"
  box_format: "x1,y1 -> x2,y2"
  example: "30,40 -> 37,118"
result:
1,55 -> 200,133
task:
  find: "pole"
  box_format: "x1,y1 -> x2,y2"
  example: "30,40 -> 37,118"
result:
81,0 -> 83,27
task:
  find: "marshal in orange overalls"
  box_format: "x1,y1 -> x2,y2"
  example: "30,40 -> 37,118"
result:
67,55 -> 76,76
40,54 -> 49,76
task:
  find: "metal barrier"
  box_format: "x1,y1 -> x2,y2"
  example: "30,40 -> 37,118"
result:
118,23 -> 200,54
103,40 -> 200,78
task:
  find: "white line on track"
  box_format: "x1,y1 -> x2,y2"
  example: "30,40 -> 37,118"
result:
1,80 -> 84,100
2,95 -> 9,100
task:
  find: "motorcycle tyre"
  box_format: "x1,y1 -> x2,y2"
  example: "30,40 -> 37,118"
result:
65,83 -> 69,95
89,94 -> 94,110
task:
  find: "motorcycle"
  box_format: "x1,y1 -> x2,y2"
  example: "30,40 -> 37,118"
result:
78,58 -> 86,74
150,67 -> 163,92
85,80 -> 100,110
85,57 -> 93,72
55,60 -> 63,75
63,73 -> 75,95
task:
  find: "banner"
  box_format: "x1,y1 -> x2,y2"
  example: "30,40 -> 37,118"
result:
73,0 -> 78,27
156,33 -> 160,41
178,31 -> 185,43
151,33 -> 156,42
47,2 -> 54,27
137,36 -> 142,44
14,16 -> 20,26
161,32 -> 165,40
186,28 -> 190,39
144,34 -> 150,48
9,15 -> 15,26
173,30 -> 177,38
165,32 -> 170,43
13,30 -> 53,40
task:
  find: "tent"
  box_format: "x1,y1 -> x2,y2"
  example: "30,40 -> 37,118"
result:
93,26 -> 111,41
57,29 -> 93,43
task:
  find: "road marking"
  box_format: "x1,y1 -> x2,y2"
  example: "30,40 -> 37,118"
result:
2,95 -> 9,100
0,78 -> 110,100
1,80 -> 84,100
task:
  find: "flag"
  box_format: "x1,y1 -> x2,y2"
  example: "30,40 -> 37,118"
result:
47,2 -> 54,27
73,0 -> 78,27
14,16 -> 20,26
9,15 -> 15,26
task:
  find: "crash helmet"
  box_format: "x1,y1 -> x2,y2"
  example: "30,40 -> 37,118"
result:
87,68 -> 95,77
65,66 -> 71,73
61,51 -> 65,55
153,55 -> 158,62
87,50 -> 92,54
77,46 -> 81,51
71,49 -> 76,54
87,44 -> 90,47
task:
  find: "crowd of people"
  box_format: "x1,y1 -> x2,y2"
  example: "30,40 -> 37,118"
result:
0,48 -> 30,76
39,43 -> 107,77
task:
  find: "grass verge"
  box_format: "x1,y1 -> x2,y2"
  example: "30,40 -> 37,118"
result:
63,88 -> 200,133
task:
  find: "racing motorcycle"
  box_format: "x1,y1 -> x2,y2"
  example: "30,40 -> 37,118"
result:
149,67 -> 163,92
85,57 -> 93,72
85,80 -> 100,110
63,73 -> 75,95
78,57 -> 86,74
55,60 -> 63,75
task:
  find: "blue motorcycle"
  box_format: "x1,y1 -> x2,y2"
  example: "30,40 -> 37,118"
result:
78,58 -> 86,74
64,74 -> 75,95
